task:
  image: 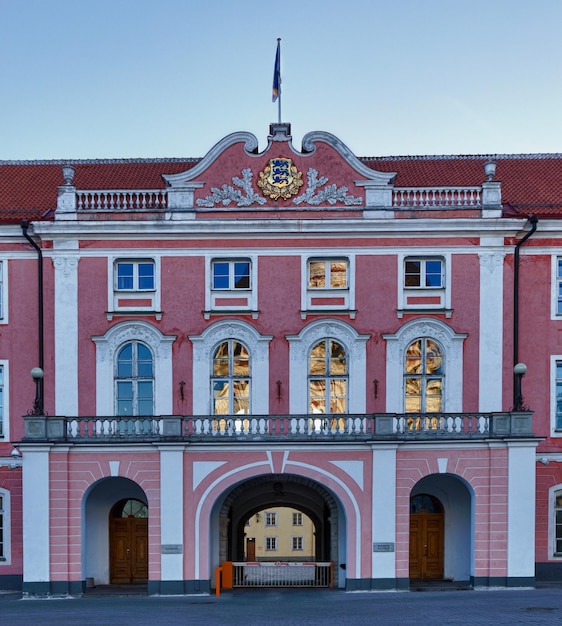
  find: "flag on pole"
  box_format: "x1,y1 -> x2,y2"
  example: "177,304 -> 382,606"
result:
272,39 -> 281,102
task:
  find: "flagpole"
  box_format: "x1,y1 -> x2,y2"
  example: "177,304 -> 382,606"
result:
272,38 -> 282,123
277,38 -> 282,124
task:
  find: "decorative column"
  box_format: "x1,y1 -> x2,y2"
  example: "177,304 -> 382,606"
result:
507,441 -> 539,584
371,444 -> 398,589
478,251 -> 506,411
157,446 -> 185,594
53,251 -> 79,416
21,444 -> 51,594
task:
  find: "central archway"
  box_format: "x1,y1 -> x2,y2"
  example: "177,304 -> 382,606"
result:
214,474 -> 344,586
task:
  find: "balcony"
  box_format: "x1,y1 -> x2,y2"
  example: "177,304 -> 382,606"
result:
22,412 -> 534,444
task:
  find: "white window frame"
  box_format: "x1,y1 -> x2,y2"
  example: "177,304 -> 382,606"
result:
301,255 -> 355,316
0,260 -> 7,324
92,321 -> 175,416
550,355 -> 562,437
115,341 -> 155,416
292,512 -> 303,526
190,320 -> 272,415
383,318 -> 466,413
287,319 -> 369,414
265,536 -> 278,551
114,259 -> 156,292
0,361 -> 8,440
549,484 -> 562,559
397,252 -> 451,316
107,256 -> 161,318
0,489 -> 11,564
265,512 -> 278,527
292,536 -> 304,551
205,255 -> 258,317
551,256 -> 562,320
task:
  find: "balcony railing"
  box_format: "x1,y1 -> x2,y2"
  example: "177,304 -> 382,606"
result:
22,412 -> 534,443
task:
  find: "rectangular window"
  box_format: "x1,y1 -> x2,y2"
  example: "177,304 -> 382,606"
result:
0,261 -> 3,320
265,512 -> 278,527
405,258 -> 444,288
0,494 -> 3,560
292,536 -> 304,551
0,366 -> 3,438
212,260 -> 250,290
265,536 -> 278,551
556,361 -> 562,431
557,259 -> 562,315
308,259 -> 348,289
292,512 -> 303,526
115,260 -> 155,291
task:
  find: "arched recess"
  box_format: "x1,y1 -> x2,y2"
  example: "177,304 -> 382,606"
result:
410,473 -> 473,583
82,476 -> 148,585
210,474 -> 347,588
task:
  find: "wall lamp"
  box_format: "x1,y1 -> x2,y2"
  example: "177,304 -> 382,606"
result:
29,367 -> 44,416
513,362 -> 528,411
0,448 -> 21,470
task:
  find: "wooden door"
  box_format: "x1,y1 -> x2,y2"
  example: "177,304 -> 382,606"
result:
409,495 -> 444,580
246,538 -> 256,561
110,503 -> 148,584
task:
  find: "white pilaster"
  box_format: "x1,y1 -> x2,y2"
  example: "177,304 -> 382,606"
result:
53,247 -> 79,416
507,441 -> 538,578
478,251 -> 505,411
371,445 -> 397,579
22,445 -> 51,583
160,447 -> 184,581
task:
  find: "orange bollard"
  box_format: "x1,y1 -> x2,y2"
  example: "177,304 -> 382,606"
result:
215,566 -> 222,597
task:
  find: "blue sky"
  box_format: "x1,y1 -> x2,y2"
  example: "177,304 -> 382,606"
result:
2,0 -> 561,159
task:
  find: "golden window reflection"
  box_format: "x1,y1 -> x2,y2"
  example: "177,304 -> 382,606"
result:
404,338 -> 443,426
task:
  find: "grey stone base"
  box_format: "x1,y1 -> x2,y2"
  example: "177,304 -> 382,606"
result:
148,579 -> 210,595
471,576 -> 535,588
345,578 -> 409,591
536,562 -> 562,581
22,580 -> 85,596
0,574 -> 22,590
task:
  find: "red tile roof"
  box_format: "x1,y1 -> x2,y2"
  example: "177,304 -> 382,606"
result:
1,153 -> 561,223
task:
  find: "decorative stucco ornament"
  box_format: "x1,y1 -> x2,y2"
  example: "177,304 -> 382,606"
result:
293,168 -> 363,206
257,158 -> 303,200
196,168 -> 266,207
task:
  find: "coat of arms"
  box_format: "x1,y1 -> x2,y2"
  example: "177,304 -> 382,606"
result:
258,158 -> 303,200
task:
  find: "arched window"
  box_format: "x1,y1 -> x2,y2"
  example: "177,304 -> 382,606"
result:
308,339 -> 347,414
555,490 -> 562,555
212,340 -> 250,415
115,341 -> 154,416
404,338 -> 443,413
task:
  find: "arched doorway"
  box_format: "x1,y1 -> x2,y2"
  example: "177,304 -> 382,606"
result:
409,474 -> 472,584
83,477 -> 148,586
109,499 -> 148,584
409,494 -> 444,580
212,474 -> 346,587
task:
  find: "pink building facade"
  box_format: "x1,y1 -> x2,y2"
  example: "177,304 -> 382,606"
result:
1,123 -> 559,594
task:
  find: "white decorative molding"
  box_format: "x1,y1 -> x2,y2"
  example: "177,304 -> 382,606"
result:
189,320 -> 273,415
53,255 -> 79,278
286,319 -> 370,413
382,318 -> 467,413
293,168 -> 362,206
163,132 -> 260,187
478,251 -> 505,275
196,168 -> 266,208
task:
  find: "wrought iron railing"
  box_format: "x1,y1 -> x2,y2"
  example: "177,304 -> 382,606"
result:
23,411 -> 534,443
231,561 -> 332,588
